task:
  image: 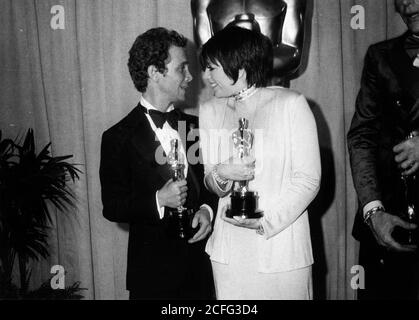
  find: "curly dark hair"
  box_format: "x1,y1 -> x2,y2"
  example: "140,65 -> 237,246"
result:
128,27 -> 187,93
200,26 -> 273,88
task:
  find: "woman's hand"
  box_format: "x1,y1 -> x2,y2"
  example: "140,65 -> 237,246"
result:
216,156 -> 256,181
220,204 -> 262,230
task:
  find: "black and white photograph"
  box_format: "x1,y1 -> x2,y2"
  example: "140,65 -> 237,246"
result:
1,0 -> 419,308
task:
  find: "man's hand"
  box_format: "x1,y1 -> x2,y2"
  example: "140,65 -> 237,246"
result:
368,209 -> 417,252
216,156 -> 256,181
188,208 -> 212,244
220,204 -> 261,230
393,136 -> 419,176
157,179 -> 188,209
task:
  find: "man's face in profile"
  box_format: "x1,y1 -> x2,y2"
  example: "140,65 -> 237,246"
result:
396,0 -> 419,34
157,45 -> 193,104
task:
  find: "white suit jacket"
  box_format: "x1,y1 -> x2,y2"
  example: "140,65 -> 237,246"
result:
199,87 -> 321,273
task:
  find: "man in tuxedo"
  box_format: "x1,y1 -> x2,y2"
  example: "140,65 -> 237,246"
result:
348,0 -> 419,300
99,27 -> 216,300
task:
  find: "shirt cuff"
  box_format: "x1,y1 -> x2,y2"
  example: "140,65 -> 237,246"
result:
156,191 -> 165,220
363,200 -> 384,220
200,204 -> 214,222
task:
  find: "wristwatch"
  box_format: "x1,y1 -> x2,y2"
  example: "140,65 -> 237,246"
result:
364,206 -> 385,226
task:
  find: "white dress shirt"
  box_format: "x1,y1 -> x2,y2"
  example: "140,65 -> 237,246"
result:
141,96 -> 213,220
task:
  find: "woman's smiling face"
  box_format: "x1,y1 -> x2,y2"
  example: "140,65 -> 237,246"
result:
203,61 -> 246,98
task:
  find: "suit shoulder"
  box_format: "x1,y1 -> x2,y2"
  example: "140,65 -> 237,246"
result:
370,35 -> 402,49
102,106 -> 140,141
367,35 -> 404,57
259,87 -> 311,119
264,86 -> 306,103
103,118 -> 128,141
180,110 -> 199,125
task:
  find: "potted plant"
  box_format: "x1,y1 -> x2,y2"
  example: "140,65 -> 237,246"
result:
0,129 -> 85,299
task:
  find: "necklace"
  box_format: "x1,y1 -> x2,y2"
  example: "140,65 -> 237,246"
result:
233,88 -> 262,130
232,85 -> 258,102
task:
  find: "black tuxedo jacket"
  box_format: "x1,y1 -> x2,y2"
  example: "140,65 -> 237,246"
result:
99,103 -> 217,298
348,33 -> 419,242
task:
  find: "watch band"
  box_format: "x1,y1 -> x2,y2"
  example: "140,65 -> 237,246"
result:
364,206 -> 385,225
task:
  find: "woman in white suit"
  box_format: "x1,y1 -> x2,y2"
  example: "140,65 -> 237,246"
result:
199,26 -> 321,300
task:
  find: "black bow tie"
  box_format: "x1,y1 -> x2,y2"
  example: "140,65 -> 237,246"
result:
140,106 -> 182,130
405,34 -> 419,59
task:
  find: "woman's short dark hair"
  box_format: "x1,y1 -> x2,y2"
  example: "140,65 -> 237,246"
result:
200,26 -> 273,88
128,27 -> 187,93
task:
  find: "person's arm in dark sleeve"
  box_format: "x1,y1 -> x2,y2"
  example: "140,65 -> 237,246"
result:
99,130 -> 162,224
347,46 -> 384,211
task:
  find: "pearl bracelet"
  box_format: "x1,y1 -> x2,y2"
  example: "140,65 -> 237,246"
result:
212,166 -> 229,186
